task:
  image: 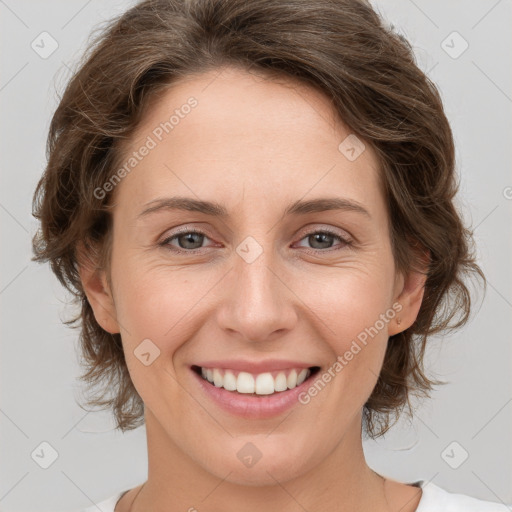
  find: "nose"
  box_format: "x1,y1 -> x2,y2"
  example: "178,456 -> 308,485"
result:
215,243 -> 298,344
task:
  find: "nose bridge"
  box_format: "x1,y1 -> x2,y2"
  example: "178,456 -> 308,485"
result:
236,236 -> 277,303
217,233 -> 297,342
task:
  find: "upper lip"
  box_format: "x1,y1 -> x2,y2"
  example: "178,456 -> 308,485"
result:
193,359 -> 319,374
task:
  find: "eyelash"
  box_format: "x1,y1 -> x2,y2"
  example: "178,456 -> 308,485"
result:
158,227 -> 353,254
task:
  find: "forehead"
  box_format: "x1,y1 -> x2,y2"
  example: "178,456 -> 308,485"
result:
110,66 -> 383,215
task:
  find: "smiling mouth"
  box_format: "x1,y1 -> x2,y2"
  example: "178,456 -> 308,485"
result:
191,365 -> 321,396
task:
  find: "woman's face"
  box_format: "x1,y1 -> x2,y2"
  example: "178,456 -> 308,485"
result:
83,66 -> 424,485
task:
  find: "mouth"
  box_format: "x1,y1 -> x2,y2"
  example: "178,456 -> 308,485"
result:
191,364 -> 321,397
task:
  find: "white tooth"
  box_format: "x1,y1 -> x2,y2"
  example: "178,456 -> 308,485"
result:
287,369 -> 297,389
255,373 -> 275,395
296,368 -> 309,386
274,372 -> 288,392
237,371 -> 255,393
223,370 -> 237,391
201,367 -> 310,394
213,368 -> 223,387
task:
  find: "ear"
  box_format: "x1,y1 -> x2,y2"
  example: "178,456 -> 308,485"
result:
388,250 -> 430,336
77,242 -> 120,334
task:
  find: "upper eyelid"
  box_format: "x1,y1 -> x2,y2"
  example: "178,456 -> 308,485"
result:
161,224 -> 350,239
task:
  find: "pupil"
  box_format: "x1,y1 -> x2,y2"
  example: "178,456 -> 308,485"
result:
311,233 -> 332,249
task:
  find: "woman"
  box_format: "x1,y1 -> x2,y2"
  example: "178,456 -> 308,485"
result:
31,0 -> 510,511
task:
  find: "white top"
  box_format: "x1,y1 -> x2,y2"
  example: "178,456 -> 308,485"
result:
79,479 -> 512,512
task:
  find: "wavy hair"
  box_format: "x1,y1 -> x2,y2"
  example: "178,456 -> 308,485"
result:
31,0 -> 485,437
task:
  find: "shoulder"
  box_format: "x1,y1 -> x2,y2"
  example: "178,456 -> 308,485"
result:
415,480 -> 511,512
76,489 -> 129,512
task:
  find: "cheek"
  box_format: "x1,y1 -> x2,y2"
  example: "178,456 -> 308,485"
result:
111,269 -> 197,410
292,259 -> 395,399
112,253 -> 196,337
109,260 -> 196,381
112,240 -> 396,373
293,260 -> 396,344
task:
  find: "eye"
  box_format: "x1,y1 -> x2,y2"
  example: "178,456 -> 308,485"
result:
294,228 -> 352,252
159,229 -> 213,252
159,227 -> 352,254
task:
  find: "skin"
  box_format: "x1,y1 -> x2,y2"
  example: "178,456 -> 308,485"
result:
80,66 -> 427,512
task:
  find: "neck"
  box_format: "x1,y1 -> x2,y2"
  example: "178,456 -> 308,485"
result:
132,410 -> 393,512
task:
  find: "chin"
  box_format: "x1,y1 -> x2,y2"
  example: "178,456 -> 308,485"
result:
195,438 -> 319,487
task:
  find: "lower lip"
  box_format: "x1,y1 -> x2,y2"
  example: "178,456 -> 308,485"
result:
191,368 -> 317,419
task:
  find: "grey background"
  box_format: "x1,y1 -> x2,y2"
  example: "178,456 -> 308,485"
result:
0,0 -> 511,510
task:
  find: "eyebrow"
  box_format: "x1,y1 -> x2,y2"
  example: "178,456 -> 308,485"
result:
137,196 -> 371,219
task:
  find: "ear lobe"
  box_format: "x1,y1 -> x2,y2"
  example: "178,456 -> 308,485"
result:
77,242 -> 120,335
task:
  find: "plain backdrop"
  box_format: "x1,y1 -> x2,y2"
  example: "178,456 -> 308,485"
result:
1,0 -> 511,510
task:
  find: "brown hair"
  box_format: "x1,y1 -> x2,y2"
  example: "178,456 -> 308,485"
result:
31,0 -> 484,437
